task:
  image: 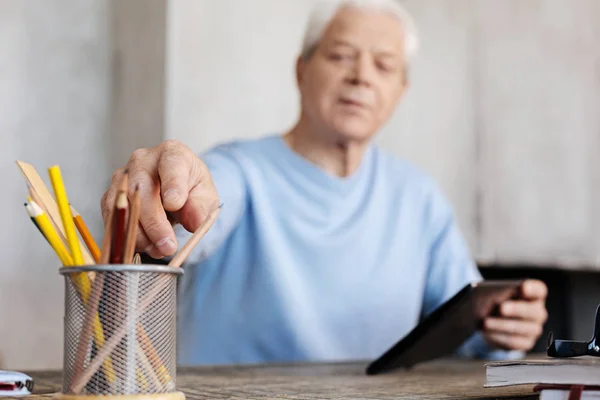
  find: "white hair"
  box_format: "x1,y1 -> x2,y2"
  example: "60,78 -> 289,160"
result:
300,0 -> 419,62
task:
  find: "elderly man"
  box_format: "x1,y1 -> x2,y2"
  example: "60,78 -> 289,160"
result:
101,0 -> 548,366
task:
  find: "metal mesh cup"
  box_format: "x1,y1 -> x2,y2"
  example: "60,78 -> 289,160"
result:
59,265 -> 182,396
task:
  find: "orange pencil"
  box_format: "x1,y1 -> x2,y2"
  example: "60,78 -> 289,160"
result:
71,205 -> 101,263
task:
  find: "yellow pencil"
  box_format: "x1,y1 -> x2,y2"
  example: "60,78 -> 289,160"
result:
26,200 -> 74,266
48,165 -> 84,265
26,199 -> 116,382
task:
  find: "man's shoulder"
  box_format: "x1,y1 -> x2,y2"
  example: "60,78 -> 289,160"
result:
202,134 -> 279,157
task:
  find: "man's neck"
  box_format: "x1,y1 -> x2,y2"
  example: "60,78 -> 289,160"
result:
283,119 -> 368,178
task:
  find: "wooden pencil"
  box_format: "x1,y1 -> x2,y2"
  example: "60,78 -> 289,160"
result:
48,165 -> 84,265
29,195 -> 117,386
70,170 -> 130,389
70,273 -> 172,393
168,204 -> 222,268
28,187 -> 66,247
133,253 -> 141,265
122,184 -> 140,265
110,170 -> 129,264
17,161 -> 95,265
71,205 -> 101,263
25,202 -> 44,237
137,324 -> 173,389
111,191 -> 128,264
26,201 -> 73,266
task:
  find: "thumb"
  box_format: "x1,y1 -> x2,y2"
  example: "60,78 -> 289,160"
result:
520,279 -> 548,301
178,179 -> 220,233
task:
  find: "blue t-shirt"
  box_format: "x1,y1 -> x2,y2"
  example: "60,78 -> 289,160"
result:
175,134 -> 519,365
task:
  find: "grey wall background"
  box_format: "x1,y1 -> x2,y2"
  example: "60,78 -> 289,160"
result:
0,0 -> 112,370
1,0 -> 598,369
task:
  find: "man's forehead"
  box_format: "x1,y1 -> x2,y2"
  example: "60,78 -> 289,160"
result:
322,7 -> 405,54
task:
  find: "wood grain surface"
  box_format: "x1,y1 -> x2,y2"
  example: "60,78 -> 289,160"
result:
24,358 -> 537,400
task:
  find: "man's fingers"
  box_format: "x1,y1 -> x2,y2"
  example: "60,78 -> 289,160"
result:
521,279 -> 548,300
178,180 -> 220,233
484,332 -> 535,351
157,141 -> 193,212
135,224 -> 164,259
131,167 -> 178,256
500,300 -> 548,323
484,317 -> 543,338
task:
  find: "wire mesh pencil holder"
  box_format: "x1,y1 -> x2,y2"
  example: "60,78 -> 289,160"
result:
56,265 -> 185,400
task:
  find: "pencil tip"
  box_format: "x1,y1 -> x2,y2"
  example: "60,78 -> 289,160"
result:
219,203 -> 224,208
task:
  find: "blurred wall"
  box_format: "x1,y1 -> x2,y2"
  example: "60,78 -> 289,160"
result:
0,0 -> 112,370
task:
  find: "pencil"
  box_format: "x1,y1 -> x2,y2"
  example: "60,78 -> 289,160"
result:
48,165 -> 84,265
111,191 -> 128,264
168,204 -> 222,268
109,170 -> 129,264
28,200 -> 116,386
137,324 -> 173,389
17,161 -> 95,265
26,201 -> 74,266
123,184 -> 140,265
25,202 -> 44,237
71,170 -> 129,390
70,273 -> 172,393
29,187 -> 68,246
71,205 -> 101,263
69,270 -> 117,390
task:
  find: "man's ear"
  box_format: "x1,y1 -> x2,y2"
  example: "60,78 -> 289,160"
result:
296,56 -> 305,87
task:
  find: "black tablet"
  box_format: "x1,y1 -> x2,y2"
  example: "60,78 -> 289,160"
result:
365,279 -> 523,375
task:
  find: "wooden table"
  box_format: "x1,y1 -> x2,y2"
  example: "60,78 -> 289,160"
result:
26,358 -> 537,400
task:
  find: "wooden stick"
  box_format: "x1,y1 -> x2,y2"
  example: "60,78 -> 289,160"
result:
123,184 -> 140,264
168,205 -> 222,267
17,161 -> 95,265
71,205 -> 101,263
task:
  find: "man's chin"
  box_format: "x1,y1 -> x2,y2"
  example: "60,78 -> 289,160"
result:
331,127 -> 376,144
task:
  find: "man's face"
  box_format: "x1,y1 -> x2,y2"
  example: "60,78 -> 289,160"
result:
297,7 -> 408,143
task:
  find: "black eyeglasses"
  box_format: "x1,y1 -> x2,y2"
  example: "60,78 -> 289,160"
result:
547,304 -> 600,358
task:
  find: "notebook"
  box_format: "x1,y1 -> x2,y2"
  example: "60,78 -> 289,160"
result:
535,387 -> 600,400
484,357 -> 600,388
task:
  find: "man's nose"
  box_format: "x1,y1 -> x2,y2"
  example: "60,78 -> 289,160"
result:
346,54 -> 374,87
